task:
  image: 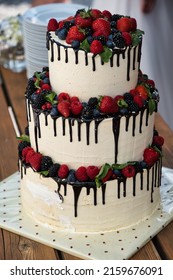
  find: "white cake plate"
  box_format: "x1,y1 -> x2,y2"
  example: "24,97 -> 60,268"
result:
0,167 -> 173,260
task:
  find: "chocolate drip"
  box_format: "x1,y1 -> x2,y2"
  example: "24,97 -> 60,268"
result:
86,121 -> 91,145
44,113 -> 48,126
123,180 -> 126,197
92,55 -> 96,71
33,110 -> 41,152
125,116 -> 130,132
133,46 -> 137,70
95,119 -> 102,144
68,118 -> 73,142
101,184 -> 106,204
151,166 -> 155,202
116,53 -> 120,67
139,109 -> 145,133
62,118 -> 66,136
72,184 -> 82,217
112,118 -> 120,163
133,175 -> 136,196
146,108 -> 149,126
50,40 -> 54,62
57,45 -> 61,61
85,52 -> 88,66
127,47 -> 131,81
140,171 -> 144,190
65,48 -> 68,63
53,118 -> 57,136
147,168 -> 150,191
75,50 -> 79,64
77,119 -> 82,141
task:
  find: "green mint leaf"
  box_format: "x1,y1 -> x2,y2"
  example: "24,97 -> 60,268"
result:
100,46 -> 112,63
117,99 -> 128,108
80,38 -> 90,52
95,163 -> 111,187
45,92 -> 57,104
16,134 -> 30,143
112,163 -> 128,170
153,146 -> 163,157
39,170 -> 49,177
131,29 -> 144,47
148,99 -> 156,115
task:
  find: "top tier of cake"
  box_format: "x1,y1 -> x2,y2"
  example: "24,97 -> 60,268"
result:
47,9 -> 144,100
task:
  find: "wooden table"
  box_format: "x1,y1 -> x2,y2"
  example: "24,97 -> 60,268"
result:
0,66 -> 173,260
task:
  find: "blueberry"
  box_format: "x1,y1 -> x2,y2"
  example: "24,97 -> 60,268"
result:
71,40 -> 80,49
87,35 -> 94,45
40,73 -> 46,79
56,28 -> 67,40
119,108 -> 129,115
106,40 -> 115,49
140,161 -> 147,169
30,93 -> 37,102
82,102 -> 88,108
50,107 -> 59,117
43,77 -> 50,84
67,170 -> 76,183
108,34 -> 113,41
93,109 -> 100,118
113,169 -> 122,177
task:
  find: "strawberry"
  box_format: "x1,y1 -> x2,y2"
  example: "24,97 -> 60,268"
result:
135,85 -> 148,100
75,166 -> 88,182
153,135 -> 164,147
102,168 -> 113,183
116,17 -> 132,32
147,79 -> 155,88
59,16 -> 74,29
71,100 -> 83,115
102,10 -> 112,20
47,18 -> 59,31
99,96 -> 119,114
92,18 -> 111,37
133,95 -> 144,108
90,40 -> 103,54
143,147 -> 159,166
22,147 -> 33,161
70,96 -> 79,103
25,149 -> 36,164
58,92 -> 70,102
122,165 -> 136,178
130,18 -> 137,31
41,84 -> 51,91
129,89 -> 138,97
90,9 -> 103,19
114,95 -> 124,104
86,166 -> 100,180
57,101 -> 71,117
58,164 -> 69,178
75,13 -> 92,28
66,26 -> 85,44
122,32 -> 132,46
29,152 -> 42,171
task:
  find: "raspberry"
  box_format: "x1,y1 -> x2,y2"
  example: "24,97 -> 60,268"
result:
90,40 -> 104,54
86,166 -> 100,180
122,165 -> 136,178
100,96 -> 119,114
71,100 -> 83,115
133,95 -> 144,108
41,84 -> 51,91
29,153 -> 43,171
47,18 -> 59,31
153,135 -> 164,147
58,92 -> 70,102
143,148 -> 159,166
122,32 -> 132,46
75,166 -> 88,182
57,101 -> 71,117
58,164 -> 69,179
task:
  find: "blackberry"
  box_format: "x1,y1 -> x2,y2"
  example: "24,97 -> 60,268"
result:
63,21 -> 74,31
85,27 -> 92,37
94,35 -> 107,45
88,97 -> 98,108
82,105 -> 93,119
26,78 -> 35,98
113,35 -> 125,48
49,163 -> 60,177
111,14 -> 122,22
124,92 -> 133,101
25,125 -> 29,136
40,156 -> 53,171
41,89 -> 51,95
18,141 -> 30,158
126,100 -> 139,113
42,66 -> 49,72
75,9 -> 85,16
135,162 -> 143,173
32,93 -> 45,109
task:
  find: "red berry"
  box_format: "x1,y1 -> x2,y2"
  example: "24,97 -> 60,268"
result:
36,88 -> 42,94
22,147 -> 33,160
41,104 -> 47,111
66,26 -> 85,44
116,17 -> 131,32
122,32 -> 132,46
25,149 -> 36,164
75,166 -> 88,182
114,95 -> 124,104
130,18 -> 137,31
102,169 -> 113,183
58,92 -> 70,102
57,101 -> 71,117
143,148 -> 159,166
29,153 -> 42,171
90,9 -> 103,19
129,89 -> 138,97
47,18 -> 59,31
58,164 -> 69,179
102,10 -> 112,20
75,13 -> 92,28
147,79 -> 155,88
41,84 -> 51,91
86,166 -> 100,180
46,102 -> 52,110
122,165 -> 136,178
135,85 -> 148,100
70,96 -> 79,103
153,135 -> 164,147
100,96 -> 119,114
90,39 -> 103,54
133,95 -> 144,108
71,100 -> 83,115
92,18 -> 111,37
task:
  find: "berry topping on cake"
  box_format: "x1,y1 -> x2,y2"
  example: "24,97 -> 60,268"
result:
66,26 -> 85,44
116,17 -> 137,32
121,165 -> 136,178
40,156 -> 53,171
58,164 -> 69,178
90,39 -> 104,54
58,92 -> 71,102
133,95 -> 144,108
99,96 -> 118,114
92,18 -> 111,37
47,18 -> 59,31
102,168 -> 113,183
102,10 -> 112,20
48,163 -> 60,177
153,135 -> 164,147
57,101 -> 71,117
86,166 -> 100,180
122,32 -> 132,46
71,100 -> 83,115
135,85 -> 148,100
75,166 -> 88,182
29,152 -> 43,171
75,10 -> 92,28
90,9 -> 103,19
143,147 -> 159,166
25,149 -> 35,164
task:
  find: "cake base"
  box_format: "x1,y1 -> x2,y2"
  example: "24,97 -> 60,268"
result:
0,167 -> 173,260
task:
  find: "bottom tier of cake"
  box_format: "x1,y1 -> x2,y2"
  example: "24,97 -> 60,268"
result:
20,159 -> 162,233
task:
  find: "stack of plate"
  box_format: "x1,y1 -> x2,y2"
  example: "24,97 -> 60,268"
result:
23,3 -> 86,78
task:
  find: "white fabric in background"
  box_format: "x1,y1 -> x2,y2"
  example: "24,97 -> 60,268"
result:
92,0 -> 173,131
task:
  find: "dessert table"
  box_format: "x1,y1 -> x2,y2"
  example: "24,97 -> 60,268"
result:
0,65 -> 173,260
